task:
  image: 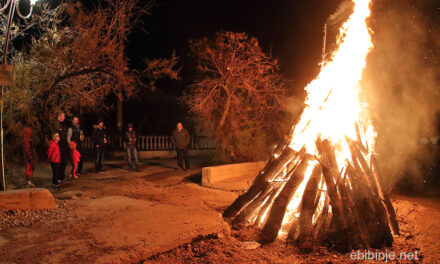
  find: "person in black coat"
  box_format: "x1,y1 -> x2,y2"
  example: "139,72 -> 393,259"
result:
91,120 -> 107,173
171,122 -> 191,170
54,112 -> 68,181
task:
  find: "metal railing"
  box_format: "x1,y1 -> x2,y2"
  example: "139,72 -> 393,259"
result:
82,135 -> 216,152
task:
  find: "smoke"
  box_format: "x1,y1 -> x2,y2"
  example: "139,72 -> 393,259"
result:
361,0 -> 440,187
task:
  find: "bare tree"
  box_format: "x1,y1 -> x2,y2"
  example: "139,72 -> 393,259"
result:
184,32 -> 288,162
4,0 -> 179,155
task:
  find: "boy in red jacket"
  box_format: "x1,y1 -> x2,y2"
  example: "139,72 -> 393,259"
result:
48,132 -> 61,189
69,141 -> 81,179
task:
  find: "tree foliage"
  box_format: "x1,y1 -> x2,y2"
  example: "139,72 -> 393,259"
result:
184,32 -> 288,162
3,0 -> 179,157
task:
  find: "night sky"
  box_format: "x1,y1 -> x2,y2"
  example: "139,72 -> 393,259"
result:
123,0 -> 342,134
66,0 -> 439,135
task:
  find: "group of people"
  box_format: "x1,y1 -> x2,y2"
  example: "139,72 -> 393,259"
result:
22,112 -> 192,190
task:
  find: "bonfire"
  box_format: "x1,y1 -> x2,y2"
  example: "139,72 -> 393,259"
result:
224,0 -> 399,252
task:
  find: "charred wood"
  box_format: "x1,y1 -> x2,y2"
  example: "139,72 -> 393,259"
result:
298,164 -> 322,252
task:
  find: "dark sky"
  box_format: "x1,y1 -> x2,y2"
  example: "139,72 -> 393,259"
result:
77,0 -> 438,134
128,0 -> 341,92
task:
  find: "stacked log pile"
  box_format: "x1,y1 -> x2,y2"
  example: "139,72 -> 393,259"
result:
223,128 -> 399,252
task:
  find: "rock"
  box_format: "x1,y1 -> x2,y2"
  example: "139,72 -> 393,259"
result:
239,241 -> 261,250
0,188 -> 56,210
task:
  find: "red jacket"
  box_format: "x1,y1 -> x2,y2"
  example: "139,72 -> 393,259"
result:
47,140 -> 60,163
70,142 -> 81,163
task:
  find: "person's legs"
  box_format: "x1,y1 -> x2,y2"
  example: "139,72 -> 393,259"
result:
126,147 -> 133,170
59,147 -> 67,180
176,149 -> 184,169
51,162 -> 61,185
95,147 -> 100,172
183,148 -> 190,170
77,145 -> 83,174
132,147 -> 139,171
26,162 -> 33,180
99,147 -> 105,171
72,162 -> 78,179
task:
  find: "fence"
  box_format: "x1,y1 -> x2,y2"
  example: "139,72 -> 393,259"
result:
82,135 -> 216,152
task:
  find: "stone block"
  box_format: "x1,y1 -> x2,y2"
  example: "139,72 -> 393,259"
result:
202,161 -> 266,189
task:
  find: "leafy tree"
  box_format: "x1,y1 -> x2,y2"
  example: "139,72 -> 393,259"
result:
184,32 -> 288,163
3,0 -> 179,157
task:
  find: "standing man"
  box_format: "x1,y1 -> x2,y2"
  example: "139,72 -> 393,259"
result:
54,112 -> 68,181
171,122 -> 191,170
67,116 -> 84,176
92,120 -> 107,173
123,123 -> 140,172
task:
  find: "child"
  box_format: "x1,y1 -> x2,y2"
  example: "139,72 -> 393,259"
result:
70,141 -> 81,179
48,132 -> 61,189
22,126 -> 36,187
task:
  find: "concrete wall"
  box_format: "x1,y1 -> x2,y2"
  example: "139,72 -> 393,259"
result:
201,161 -> 266,190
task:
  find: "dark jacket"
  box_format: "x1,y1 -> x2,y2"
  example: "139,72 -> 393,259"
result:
172,128 -> 190,149
54,120 -> 68,150
67,124 -> 83,147
123,130 -> 137,148
91,126 -> 107,148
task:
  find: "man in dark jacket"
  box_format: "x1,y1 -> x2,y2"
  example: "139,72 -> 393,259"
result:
123,123 -> 140,171
67,116 -> 84,175
91,120 -> 107,173
171,122 -> 190,170
54,112 -> 68,181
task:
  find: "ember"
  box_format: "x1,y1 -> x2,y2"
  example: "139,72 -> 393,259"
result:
224,0 -> 399,252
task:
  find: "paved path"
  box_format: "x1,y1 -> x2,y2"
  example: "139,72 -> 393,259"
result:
0,157 -> 238,263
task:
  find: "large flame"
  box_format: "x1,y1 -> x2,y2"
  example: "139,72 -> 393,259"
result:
276,0 -> 375,236
290,0 -> 374,160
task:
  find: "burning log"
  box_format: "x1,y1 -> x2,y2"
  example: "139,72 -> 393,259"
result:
371,155 -> 400,236
223,147 -> 298,218
260,157 -> 310,242
349,141 -> 394,247
298,164 -> 322,252
315,139 -> 348,242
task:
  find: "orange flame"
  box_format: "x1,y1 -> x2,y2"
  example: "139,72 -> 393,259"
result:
277,0 -> 375,237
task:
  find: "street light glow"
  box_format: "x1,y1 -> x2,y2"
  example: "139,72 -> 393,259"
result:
30,0 -> 37,5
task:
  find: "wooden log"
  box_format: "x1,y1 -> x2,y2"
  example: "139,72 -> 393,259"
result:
350,143 -> 394,247
254,183 -> 283,227
346,164 -> 381,247
287,218 -> 300,242
223,147 -> 297,218
371,155 -> 400,236
298,164 -> 322,252
342,175 -> 370,248
233,183 -> 274,225
338,179 -> 365,249
315,138 -> 348,233
313,193 -> 330,246
260,157 -> 310,242
355,123 -> 368,154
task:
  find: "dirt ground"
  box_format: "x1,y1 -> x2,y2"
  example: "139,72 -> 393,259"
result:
1,158 -> 440,263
